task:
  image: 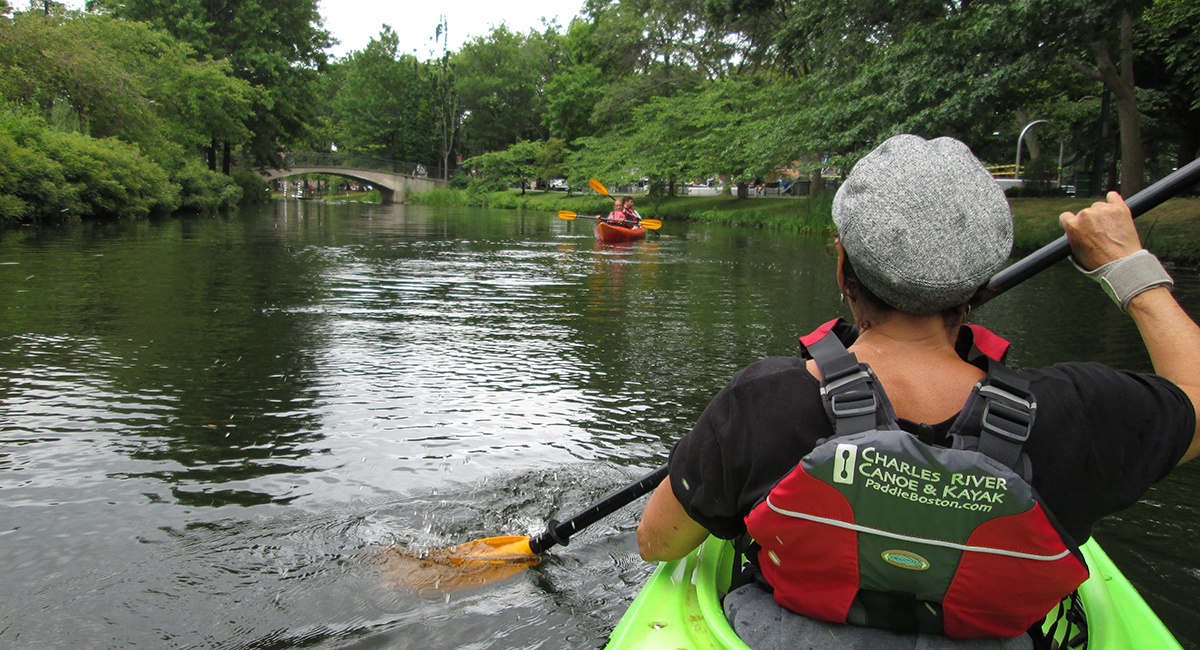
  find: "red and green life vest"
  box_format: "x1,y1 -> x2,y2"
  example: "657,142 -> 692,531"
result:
744,319 -> 1089,639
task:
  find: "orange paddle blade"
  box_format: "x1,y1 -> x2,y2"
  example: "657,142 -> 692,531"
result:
439,535 -> 536,562
639,219 -> 662,230
375,535 -> 538,593
588,178 -> 609,196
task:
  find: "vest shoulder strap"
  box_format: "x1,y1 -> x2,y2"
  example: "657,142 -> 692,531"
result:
803,327 -> 1036,472
971,358 -> 1037,472
803,330 -> 892,437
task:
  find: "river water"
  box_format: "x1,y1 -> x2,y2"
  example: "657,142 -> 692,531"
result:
1,200 -> 1197,649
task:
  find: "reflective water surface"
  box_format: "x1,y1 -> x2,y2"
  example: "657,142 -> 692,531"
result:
1,200 -> 1197,648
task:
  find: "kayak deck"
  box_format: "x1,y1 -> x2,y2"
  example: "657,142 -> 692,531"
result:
605,536 -> 1181,649
595,221 -> 647,243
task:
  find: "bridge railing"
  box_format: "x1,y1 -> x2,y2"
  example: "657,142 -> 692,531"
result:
282,152 -> 453,179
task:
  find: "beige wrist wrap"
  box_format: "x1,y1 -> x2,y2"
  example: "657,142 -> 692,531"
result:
1072,249 -> 1174,311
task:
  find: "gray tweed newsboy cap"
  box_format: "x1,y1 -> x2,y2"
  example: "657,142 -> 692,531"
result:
833,134 -> 1012,315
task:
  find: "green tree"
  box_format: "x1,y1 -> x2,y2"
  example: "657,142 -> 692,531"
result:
573,79 -> 780,196
535,137 -> 569,183
1137,0 -> 1200,170
579,0 -> 738,80
89,0 -> 331,170
453,25 -> 563,156
461,139 -> 563,194
543,63 -> 605,143
568,0 -> 732,132
0,11 -> 250,212
0,12 -> 162,148
1,11 -> 255,154
702,0 -> 792,74
293,58 -> 345,154
1023,0 -> 1150,193
0,105 -> 180,222
332,26 -> 438,165
749,0 -> 1142,186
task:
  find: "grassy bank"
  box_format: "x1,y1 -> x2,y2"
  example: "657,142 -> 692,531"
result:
406,188 -> 1200,265
1008,196 -> 1200,265
409,188 -> 835,230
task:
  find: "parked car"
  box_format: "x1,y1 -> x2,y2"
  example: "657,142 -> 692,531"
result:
548,179 -> 569,191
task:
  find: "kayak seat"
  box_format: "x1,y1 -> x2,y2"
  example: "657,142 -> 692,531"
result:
724,583 -> 1033,650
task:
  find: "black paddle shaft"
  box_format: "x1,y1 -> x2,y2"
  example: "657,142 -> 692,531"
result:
971,157 -> 1200,308
529,464 -> 668,555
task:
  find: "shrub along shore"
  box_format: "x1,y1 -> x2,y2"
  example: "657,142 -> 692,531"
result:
407,188 -> 1200,267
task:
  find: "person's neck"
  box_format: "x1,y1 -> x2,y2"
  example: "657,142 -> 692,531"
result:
850,312 -> 958,358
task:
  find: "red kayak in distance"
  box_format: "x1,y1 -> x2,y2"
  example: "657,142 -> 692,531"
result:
595,221 -> 647,243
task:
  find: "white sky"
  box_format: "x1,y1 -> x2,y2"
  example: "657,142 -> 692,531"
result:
318,0 -> 587,60
56,0 -> 587,61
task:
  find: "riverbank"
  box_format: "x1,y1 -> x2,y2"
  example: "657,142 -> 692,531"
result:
407,188 -> 1200,265
1006,196 -> 1200,264
269,189 -> 381,202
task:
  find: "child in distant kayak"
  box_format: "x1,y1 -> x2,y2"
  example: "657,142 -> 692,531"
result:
606,196 -> 638,228
606,197 -> 626,226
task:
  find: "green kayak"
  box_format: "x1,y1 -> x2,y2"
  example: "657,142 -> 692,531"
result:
605,536 -> 1181,649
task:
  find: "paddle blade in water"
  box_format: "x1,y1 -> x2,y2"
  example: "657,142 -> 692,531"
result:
374,535 -> 539,592
439,535 -> 536,561
588,179 -> 609,196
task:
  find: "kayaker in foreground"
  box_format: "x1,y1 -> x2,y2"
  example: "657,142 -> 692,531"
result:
636,134 -> 1200,648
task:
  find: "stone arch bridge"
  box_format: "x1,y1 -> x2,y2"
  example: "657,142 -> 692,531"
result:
260,153 -> 449,204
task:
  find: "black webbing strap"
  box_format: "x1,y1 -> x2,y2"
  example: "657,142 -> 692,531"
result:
852,590 -> 945,635
807,332 -> 879,436
1028,590 -> 1087,649
1064,590 -> 1089,648
729,532 -> 763,593
975,359 -> 1037,471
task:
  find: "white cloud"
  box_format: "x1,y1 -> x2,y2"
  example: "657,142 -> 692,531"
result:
318,0 -> 585,60
56,0 -> 586,61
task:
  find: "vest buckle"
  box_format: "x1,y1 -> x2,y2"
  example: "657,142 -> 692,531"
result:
829,388 -> 878,418
979,385 -> 1034,444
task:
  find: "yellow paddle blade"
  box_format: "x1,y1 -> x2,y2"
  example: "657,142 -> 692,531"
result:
558,210 -> 578,220
448,535 -> 536,561
588,178 -> 609,196
375,535 -> 539,593
639,219 -> 662,230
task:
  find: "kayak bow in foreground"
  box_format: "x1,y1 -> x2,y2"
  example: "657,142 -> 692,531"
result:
605,536 -> 1181,650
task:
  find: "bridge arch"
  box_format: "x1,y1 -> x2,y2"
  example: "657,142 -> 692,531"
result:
258,154 -> 450,204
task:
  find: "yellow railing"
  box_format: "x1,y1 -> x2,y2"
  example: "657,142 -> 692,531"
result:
989,164 -> 1018,179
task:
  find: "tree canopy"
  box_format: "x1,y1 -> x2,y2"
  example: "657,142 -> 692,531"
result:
2,0 -> 1196,223
450,0 -> 1197,197
0,10 -> 257,222
87,0 -> 331,169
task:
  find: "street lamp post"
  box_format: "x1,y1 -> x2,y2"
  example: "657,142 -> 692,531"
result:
1015,120 -> 1065,188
